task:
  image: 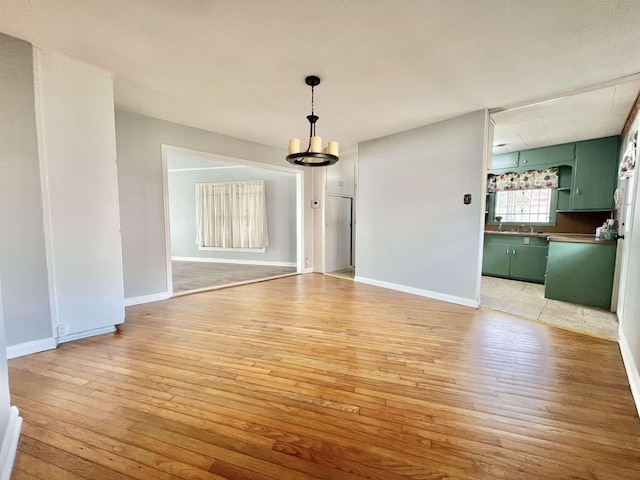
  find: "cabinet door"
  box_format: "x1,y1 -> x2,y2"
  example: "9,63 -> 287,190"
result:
520,143 -> 575,168
491,152 -> 519,170
509,245 -> 548,283
572,136 -> 619,211
544,242 -> 616,309
340,153 -> 356,197
326,161 -> 342,195
482,242 -> 511,277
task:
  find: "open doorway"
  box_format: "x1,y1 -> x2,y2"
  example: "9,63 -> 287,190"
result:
325,195 -> 353,278
480,80 -> 640,339
324,148 -> 357,279
162,146 -> 302,296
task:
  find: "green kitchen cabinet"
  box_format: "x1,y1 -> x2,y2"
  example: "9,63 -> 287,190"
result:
482,242 -> 511,277
571,136 -> 619,211
482,235 -> 549,283
491,152 -> 519,170
544,240 -> 616,309
509,245 -> 549,282
519,143 -> 575,168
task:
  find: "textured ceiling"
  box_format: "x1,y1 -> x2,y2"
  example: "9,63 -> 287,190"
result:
1,0 -> 639,152
492,81 -> 640,154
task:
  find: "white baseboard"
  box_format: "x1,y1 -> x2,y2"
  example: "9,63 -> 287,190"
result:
172,256 -> 296,268
619,329 -> 640,418
57,325 -> 116,344
354,276 -> 479,308
303,267 -> 313,274
0,406 -> 22,480
6,337 -> 57,359
125,292 -> 171,306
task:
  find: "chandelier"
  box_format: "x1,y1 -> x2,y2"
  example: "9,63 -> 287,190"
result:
286,76 -> 339,167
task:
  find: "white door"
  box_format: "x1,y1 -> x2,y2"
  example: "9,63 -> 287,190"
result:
325,196 -> 352,272
617,175 -> 637,319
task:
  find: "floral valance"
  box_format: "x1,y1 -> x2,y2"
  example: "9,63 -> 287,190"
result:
488,168 -> 559,192
619,130 -> 637,179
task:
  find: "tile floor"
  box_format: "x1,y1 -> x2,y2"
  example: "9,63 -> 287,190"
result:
481,275 -> 618,340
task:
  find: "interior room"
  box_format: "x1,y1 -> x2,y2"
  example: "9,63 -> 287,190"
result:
166,149 -> 299,294
480,82 -> 640,339
1,2 -> 640,479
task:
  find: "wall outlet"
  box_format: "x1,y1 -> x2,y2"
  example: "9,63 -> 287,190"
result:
57,324 -> 67,337
305,257 -> 310,267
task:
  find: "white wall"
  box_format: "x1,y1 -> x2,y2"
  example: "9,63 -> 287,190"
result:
115,110 -> 312,301
0,33 -> 53,349
33,49 -> 124,339
356,110 -> 487,306
168,162 -> 297,264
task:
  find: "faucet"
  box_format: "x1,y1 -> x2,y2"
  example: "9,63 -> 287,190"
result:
495,216 -> 503,232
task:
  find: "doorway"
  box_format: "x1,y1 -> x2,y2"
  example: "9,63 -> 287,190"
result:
325,195 -> 353,278
162,145 -> 303,296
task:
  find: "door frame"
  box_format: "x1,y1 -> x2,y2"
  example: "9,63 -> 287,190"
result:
325,194 -> 354,272
161,144 -> 304,297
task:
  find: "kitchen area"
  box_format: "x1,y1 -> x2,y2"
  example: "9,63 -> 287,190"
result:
481,82 -> 639,339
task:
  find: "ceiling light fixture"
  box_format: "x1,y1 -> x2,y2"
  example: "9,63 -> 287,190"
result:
287,76 -> 339,167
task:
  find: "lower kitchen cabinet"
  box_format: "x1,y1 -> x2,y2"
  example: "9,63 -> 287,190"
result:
544,240 -> 616,309
482,235 -> 549,283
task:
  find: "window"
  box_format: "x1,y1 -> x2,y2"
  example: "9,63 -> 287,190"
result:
492,188 -> 555,225
487,168 -> 559,226
195,180 -> 269,249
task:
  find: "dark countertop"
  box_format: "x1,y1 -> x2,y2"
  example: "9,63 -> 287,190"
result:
484,231 -> 549,238
548,234 -> 616,245
484,231 -> 616,245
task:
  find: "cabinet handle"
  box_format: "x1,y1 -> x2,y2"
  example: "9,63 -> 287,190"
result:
513,249 -> 516,255
506,248 -> 510,254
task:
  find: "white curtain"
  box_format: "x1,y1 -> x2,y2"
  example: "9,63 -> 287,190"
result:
196,180 -> 269,248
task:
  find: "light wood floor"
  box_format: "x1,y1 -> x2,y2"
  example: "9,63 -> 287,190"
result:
172,260 -> 297,294
9,274 -> 640,479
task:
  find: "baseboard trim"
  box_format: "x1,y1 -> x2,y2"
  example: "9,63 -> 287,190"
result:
6,337 -> 57,359
172,256 -> 296,268
303,267 -> 313,274
354,276 -> 479,308
0,406 -> 22,480
125,292 -> 171,306
57,325 -> 116,344
619,329 -> 640,418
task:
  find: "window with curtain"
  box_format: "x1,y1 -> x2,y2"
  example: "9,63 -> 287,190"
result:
487,168 -> 559,225
195,180 -> 269,249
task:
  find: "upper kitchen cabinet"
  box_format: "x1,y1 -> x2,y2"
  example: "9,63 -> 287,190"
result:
519,143 -> 575,168
327,149 -> 357,197
489,144 -> 575,173
491,152 -> 519,170
571,136 -> 619,211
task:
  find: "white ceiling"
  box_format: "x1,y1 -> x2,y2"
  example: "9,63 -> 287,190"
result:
492,81 -> 640,154
1,1 -> 639,152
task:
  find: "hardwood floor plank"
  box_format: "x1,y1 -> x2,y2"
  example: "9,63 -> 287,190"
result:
9,274 -> 640,479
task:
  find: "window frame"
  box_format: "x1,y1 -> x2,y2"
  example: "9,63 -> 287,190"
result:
486,189 -> 558,227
